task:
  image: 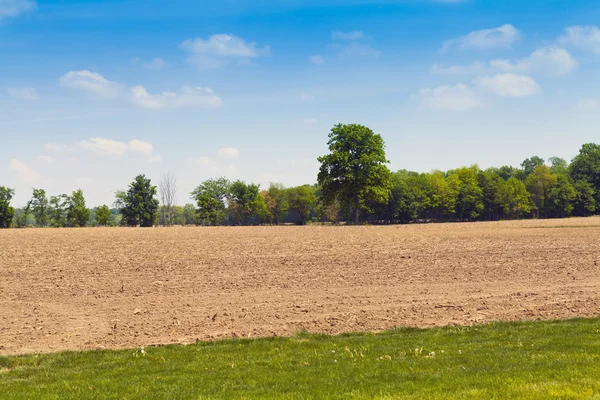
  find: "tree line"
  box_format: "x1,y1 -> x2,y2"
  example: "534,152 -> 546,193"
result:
1,124 -> 600,228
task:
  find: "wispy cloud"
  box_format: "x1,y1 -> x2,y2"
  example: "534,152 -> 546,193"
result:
59,70 -> 123,98
180,34 -> 271,69
559,25 -> 600,54
0,0 -> 36,20
433,47 -> 576,78
217,147 -> 240,159
130,85 -> 223,109
309,55 -> 326,65
338,42 -> 381,58
77,138 -> 159,163
473,73 -> 540,97
133,57 -> 170,71
9,159 -> 39,183
418,83 -> 482,111
332,30 -> 364,40
442,24 -> 519,52
7,87 -> 40,100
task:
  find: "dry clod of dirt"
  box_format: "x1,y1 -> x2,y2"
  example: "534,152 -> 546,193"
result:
1,218 -> 600,355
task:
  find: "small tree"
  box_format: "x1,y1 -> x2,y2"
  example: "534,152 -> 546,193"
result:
0,186 -> 15,228
95,205 -> 112,226
66,189 -> 90,227
30,188 -> 49,227
318,123 -> 390,223
159,172 -> 177,226
229,180 -> 260,225
116,175 -> 159,227
288,185 -> 317,225
266,183 -> 289,224
191,177 -> 231,226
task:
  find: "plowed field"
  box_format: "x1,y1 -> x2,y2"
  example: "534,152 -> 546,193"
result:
2,218 -> 600,355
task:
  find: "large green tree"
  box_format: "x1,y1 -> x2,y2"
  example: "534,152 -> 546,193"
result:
191,177 -> 231,226
317,123 -> 391,224
265,183 -> 289,224
116,175 -> 159,227
0,186 -> 15,228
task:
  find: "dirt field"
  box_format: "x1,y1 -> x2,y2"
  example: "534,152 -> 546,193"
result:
1,218 -> 600,355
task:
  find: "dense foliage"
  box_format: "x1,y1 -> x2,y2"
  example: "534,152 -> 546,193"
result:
5,125 -> 600,228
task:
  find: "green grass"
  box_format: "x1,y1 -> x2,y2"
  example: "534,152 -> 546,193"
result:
2,318 -> 600,399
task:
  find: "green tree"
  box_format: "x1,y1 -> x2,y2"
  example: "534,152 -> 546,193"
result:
116,175 -> 159,227
49,194 -> 68,227
95,205 -> 112,226
478,169 -> 505,221
521,156 -> 545,177
545,174 -> 576,218
572,180 -> 597,217
182,203 -> 198,225
317,123 -> 391,224
191,177 -> 231,226
265,183 -> 290,224
0,186 -> 15,228
30,188 -> 49,227
66,190 -> 90,227
526,165 -> 557,219
501,177 -> 531,219
569,143 -> 600,205
548,157 -> 568,175
288,185 -> 318,225
450,166 -> 484,221
229,180 -> 260,225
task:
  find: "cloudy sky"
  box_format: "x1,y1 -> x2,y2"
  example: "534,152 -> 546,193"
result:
2,0 -> 600,207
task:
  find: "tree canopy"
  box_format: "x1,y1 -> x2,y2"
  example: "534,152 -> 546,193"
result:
116,175 -> 159,227
318,123 -> 391,223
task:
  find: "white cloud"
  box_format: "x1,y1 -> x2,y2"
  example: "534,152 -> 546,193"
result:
303,118 -> 318,124
44,143 -> 69,153
0,0 -> 35,20
78,138 -> 129,156
77,137 -> 161,162
142,58 -> 170,70
332,30 -> 365,40
128,139 -> 153,155
559,25 -> 600,54
433,47 -> 576,78
7,87 -> 40,100
576,99 -> 600,110
309,55 -> 326,65
442,24 -> 519,52
75,177 -> 93,186
431,62 -> 487,75
474,73 -> 540,97
188,156 -> 213,165
418,83 -> 482,111
491,47 -> 577,77
9,159 -> 39,183
130,85 -> 223,109
217,147 -> 240,159
37,155 -> 52,163
59,70 -> 122,98
180,34 -> 271,69
300,91 -> 314,101
338,42 -> 381,58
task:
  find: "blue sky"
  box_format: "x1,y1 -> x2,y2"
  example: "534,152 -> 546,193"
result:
2,0 -> 600,207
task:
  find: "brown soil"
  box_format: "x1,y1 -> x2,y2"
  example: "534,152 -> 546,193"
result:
1,218 -> 600,355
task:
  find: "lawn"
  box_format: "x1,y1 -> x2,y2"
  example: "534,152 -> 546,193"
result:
2,318 -> 600,399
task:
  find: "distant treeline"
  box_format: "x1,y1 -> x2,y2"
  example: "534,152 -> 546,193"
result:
2,126 -> 600,228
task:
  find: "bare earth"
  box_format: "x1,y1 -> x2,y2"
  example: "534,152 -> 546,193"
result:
1,219 -> 600,355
